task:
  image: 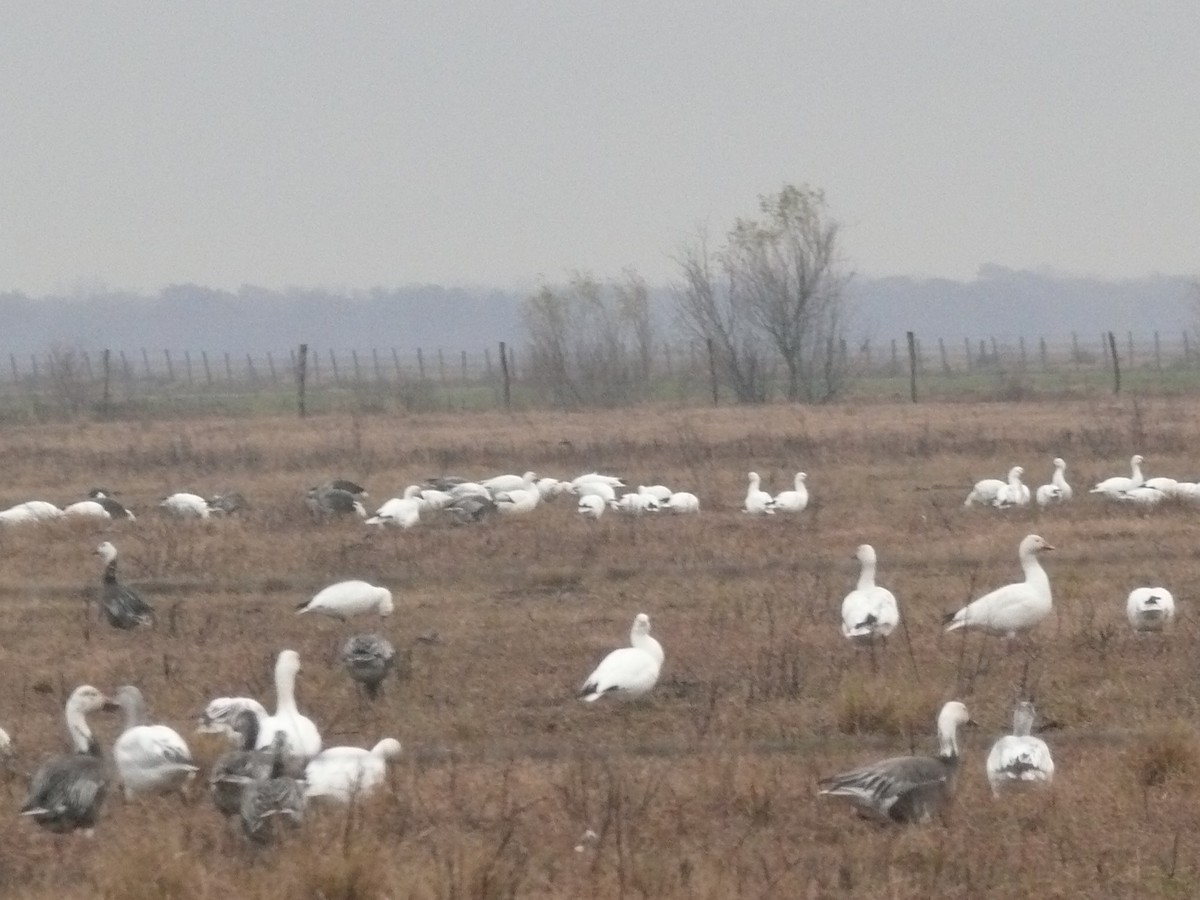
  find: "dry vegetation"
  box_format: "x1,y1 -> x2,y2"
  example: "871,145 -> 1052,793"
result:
2,395 -> 1200,898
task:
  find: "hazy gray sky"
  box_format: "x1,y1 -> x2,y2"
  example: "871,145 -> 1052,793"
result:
3,3 -> 1197,295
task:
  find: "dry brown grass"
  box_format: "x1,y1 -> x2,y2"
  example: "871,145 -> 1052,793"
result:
2,396 -> 1200,897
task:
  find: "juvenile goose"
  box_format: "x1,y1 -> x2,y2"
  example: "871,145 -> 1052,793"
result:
985,701 -> 1054,798
196,697 -> 268,739
305,486 -> 366,520
774,472 -> 810,513
207,491 -> 248,516
296,581 -> 394,620
818,700 -> 972,824
209,709 -> 273,818
579,614 -> 664,702
1091,454 -> 1146,498
1126,587 -> 1176,632
94,542 -> 155,629
744,472 -> 776,515
444,493 -> 497,524
21,686 -> 118,834
841,544 -> 900,643
304,738 -> 403,803
943,535 -> 1055,639
341,634 -> 397,700
111,685 -> 198,799
255,650 -> 322,759
1035,458 -> 1072,506
240,732 -> 306,844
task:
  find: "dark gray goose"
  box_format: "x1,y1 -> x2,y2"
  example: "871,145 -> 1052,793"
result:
21,685 -> 118,834
444,493 -> 496,524
209,709 -> 273,818
305,486 -> 366,520
239,732 -> 307,844
94,542 -> 155,629
341,634 -> 397,700
87,489 -> 136,520
207,491 -> 249,516
818,700 -> 972,824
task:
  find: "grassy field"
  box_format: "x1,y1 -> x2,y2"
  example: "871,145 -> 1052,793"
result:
1,396 -> 1200,898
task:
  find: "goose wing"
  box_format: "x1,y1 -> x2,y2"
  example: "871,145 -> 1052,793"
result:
579,647 -> 660,701
819,755 -> 950,822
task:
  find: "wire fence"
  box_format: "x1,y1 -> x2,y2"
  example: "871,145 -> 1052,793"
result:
1,331 -> 1198,420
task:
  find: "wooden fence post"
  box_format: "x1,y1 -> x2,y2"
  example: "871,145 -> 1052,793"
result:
202,351 -> 212,385
498,341 -> 512,410
1108,331 -> 1120,395
963,337 -> 973,372
329,349 -> 340,384
297,343 -> 308,418
1040,337 -> 1048,371
706,337 -> 719,406
417,348 -> 425,379
938,337 -> 950,374
906,331 -> 918,403
1153,331 -> 1161,370
101,349 -> 111,417
164,350 -> 174,381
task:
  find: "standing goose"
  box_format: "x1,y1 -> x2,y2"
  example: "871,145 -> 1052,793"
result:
774,472 -> 810,513
985,701 -> 1055,798
1126,587 -> 1176,632
993,466 -> 1031,508
304,738 -> 403,803
111,686 -> 198,799
255,650 -> 322,759
943,535 -> 1055,639
21,686 -> 118,834
1035,458 -> 1072,506
295,581 -> 394,620
240,732 -> 307,844
579,614 -> 664,702
94,542 -> 155,629
340,634 -> 397,700
841,544 -> 900,643
1091,454 -> 1146,498
743,472 -> 776,515
209,709 -> 273,818
818,700 -> 972,824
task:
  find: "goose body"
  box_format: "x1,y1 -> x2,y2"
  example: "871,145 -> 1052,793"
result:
304,739 -> 402,802
305,487 -> 366,519
209,709 -> 272,817
494,488 -> 540,516
255,650 -> 322,759
841,544 -> 900,642
95,542 -> 155,629
1126,587 -> 1176,632
1117,486 -> 1168,507
964,476 -> 1006,507
1035,458 -> 1072,506
63,500 -> 112,520
744,472 -> 776,515
88,490 -> 136,519
112,686 -> 198,799
161,492 -> 211,518
296,581 -> 393,620
572,473 -> 625,489
774,472 -> 810,513
444,493 -> 496,524
240,733 -> 306,844
577,494 -> 606,519
364,489 -> 423,528
819,701 -> 971,824
1143,476 -> 1179,496
207,491 -> 248,515
637,484 -> 673,502
613,492 -> 659,515
579,614 -> 664,702
1091,454 -> 1145,498
985,701 -> 1054,798
664,491 -> 700,514
483,471 -> 538,495
21,686 -> 116,834
0,500 -> 63,524
572,480 -> 617,503
944,535 -> 1055,638
341,634 -> 397,699
197,697 -> 269,738
994,466 -> 1031,508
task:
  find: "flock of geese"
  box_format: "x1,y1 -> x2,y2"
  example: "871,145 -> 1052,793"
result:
965,454 -> 1200,509
1,452 -> 1189,838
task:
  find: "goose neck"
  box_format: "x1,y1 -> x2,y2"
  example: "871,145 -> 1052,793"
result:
937,723 -> 960,759
274,671 -> 299,714
103,559 -> 119,584
65,708 -> 96,754
857,558 -> 877,591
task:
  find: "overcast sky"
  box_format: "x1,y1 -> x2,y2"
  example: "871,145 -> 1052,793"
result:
3,3 -> 1197,296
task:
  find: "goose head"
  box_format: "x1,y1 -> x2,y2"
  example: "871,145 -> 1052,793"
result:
67,685 -> 118,717
94,542 -> 118,565
112,685 -> 149,728
1018,534 -> 1055,556
276,649 -> 302,682
1011,701 -> 1037,737
936,700 -> 973,755
377,588 -> 395,617
854,544 -> 876,565
1053,457 -> 1066,469
631,613 -> 652,638
371,738 -> 403,760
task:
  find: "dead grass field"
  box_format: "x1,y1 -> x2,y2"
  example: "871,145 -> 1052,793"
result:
2,396 -> 1200,898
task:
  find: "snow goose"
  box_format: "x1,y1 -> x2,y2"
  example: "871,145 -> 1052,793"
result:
637,484 -> 673,503
207,491 -> 248,516
21,686 -> 118,834
613,493 -> 659,515
744,472 -> 776,515
994,466 -> 1031,508
1035,458 -> 1072,506
296,580 -> 393,620
240,732 -> 306,844
160,492 -> 211,518
964,473 -> 1007,507
1126,587 -> 1176,632
364,490 -> 422,527
944,535 -> 1055,638
494,488 -> 540,516
305,486 -> 366,520
572,472 -> 625,489
111,686 -> 198,799
841,544 -> 900,643
985,701 -> 1054,798
577,494 -> 606,519
209,709 -> 272,818
444,493 -> 497,524
1091,454 -> 1146,498
572,480 -> 617,503
63,500 -> 112,520
88,489 -> 136,520
774,472 -> 810,513
320,479 -> 368,498
536,477 -> 568,500
0,500 -> 63,525
255,650 -> 322,759
94,542 -> 155,629
664,491 -> 700,514
341,634 -> 397,700
818,700 -> 972,824
579,614 -> 664,702
304,738 -> 402,803
1117,486 -> 1168,507
1143,476 -> 1179,496
196,697 -> 268,739
418,487 -> 455,509
483,471 -> 538,495
0,726 -> 11,761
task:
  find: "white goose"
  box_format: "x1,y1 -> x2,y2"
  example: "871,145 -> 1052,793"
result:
1126,587 -> 1176,632
774,472 -> 810,513
111,686 -> 198,799
62,500 -> 112,520
304,738 -> 403,802
482,471 -> 538,495
964,471 -> 1009,507
160,492 -> 211,518
572,480 -> 617,504
944,534 -> 1055,638
744,472 -> 776,515
364,488 -> 423,528
664,491 -> 700,514
985,701 -> 1054,798
1035,458 -> 1072,506
1117,486 -> 1168,507
196,696 -> 269,740
577,494 -> 606,519
818,701 -> 972,824
296,580 -> 394,620
1091,454 -> 1145,498
841,544 -> 900,642
579,614 -> 664,702
637,484 -> 673,503
494,488 -> 540,516
0,500 -> 63,525
613,493 -> 659,515
255,650 -> 322,759
994,466 -> 1031,508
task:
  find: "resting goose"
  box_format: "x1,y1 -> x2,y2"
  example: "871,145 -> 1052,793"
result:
613,493 -> 659,515
841,544 -> 900,643
664,491 -> 700,514
365,492 -> 423,528
196,697 -> 268,739
994,466 -> 1031,508
0,500 -> 63,525
1035,458 -> 1072,506
1126,587 -> 1176,632
304,738 -> 403,803
94,542 -> 155,629
637,485 -> 673,503
209,709 -> 272,818
341,634 -> 397,700
255,650 -> 322,759
572,472 -> 625,489
111,685 -> 198,799
818,700 -> 972,824
944,535 -> 1055,639
964,472 -> 1008,507
296,581 -> 393,620
63,500 -> 112,520
240,732 -> 306,844
744,472 -> 776,515
774,472 -> 810,513
305,486 -> 366,519
579,614 -> 664,702
985,701 -> 1054,798
320,479 -> 368,498
444,493 -> 497,524
1117,486 -> 1168,507
1091,454 -> 1146,498
160,492 -> 211,518
494,488 -> 540,516
88,489 -> 136,520
577,494 -> 606,519
572,480 -> 617,503
0,726 -> 11,761
21,686 -> 118,834
207,491 -> 249,516
482,471 -> 538,495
